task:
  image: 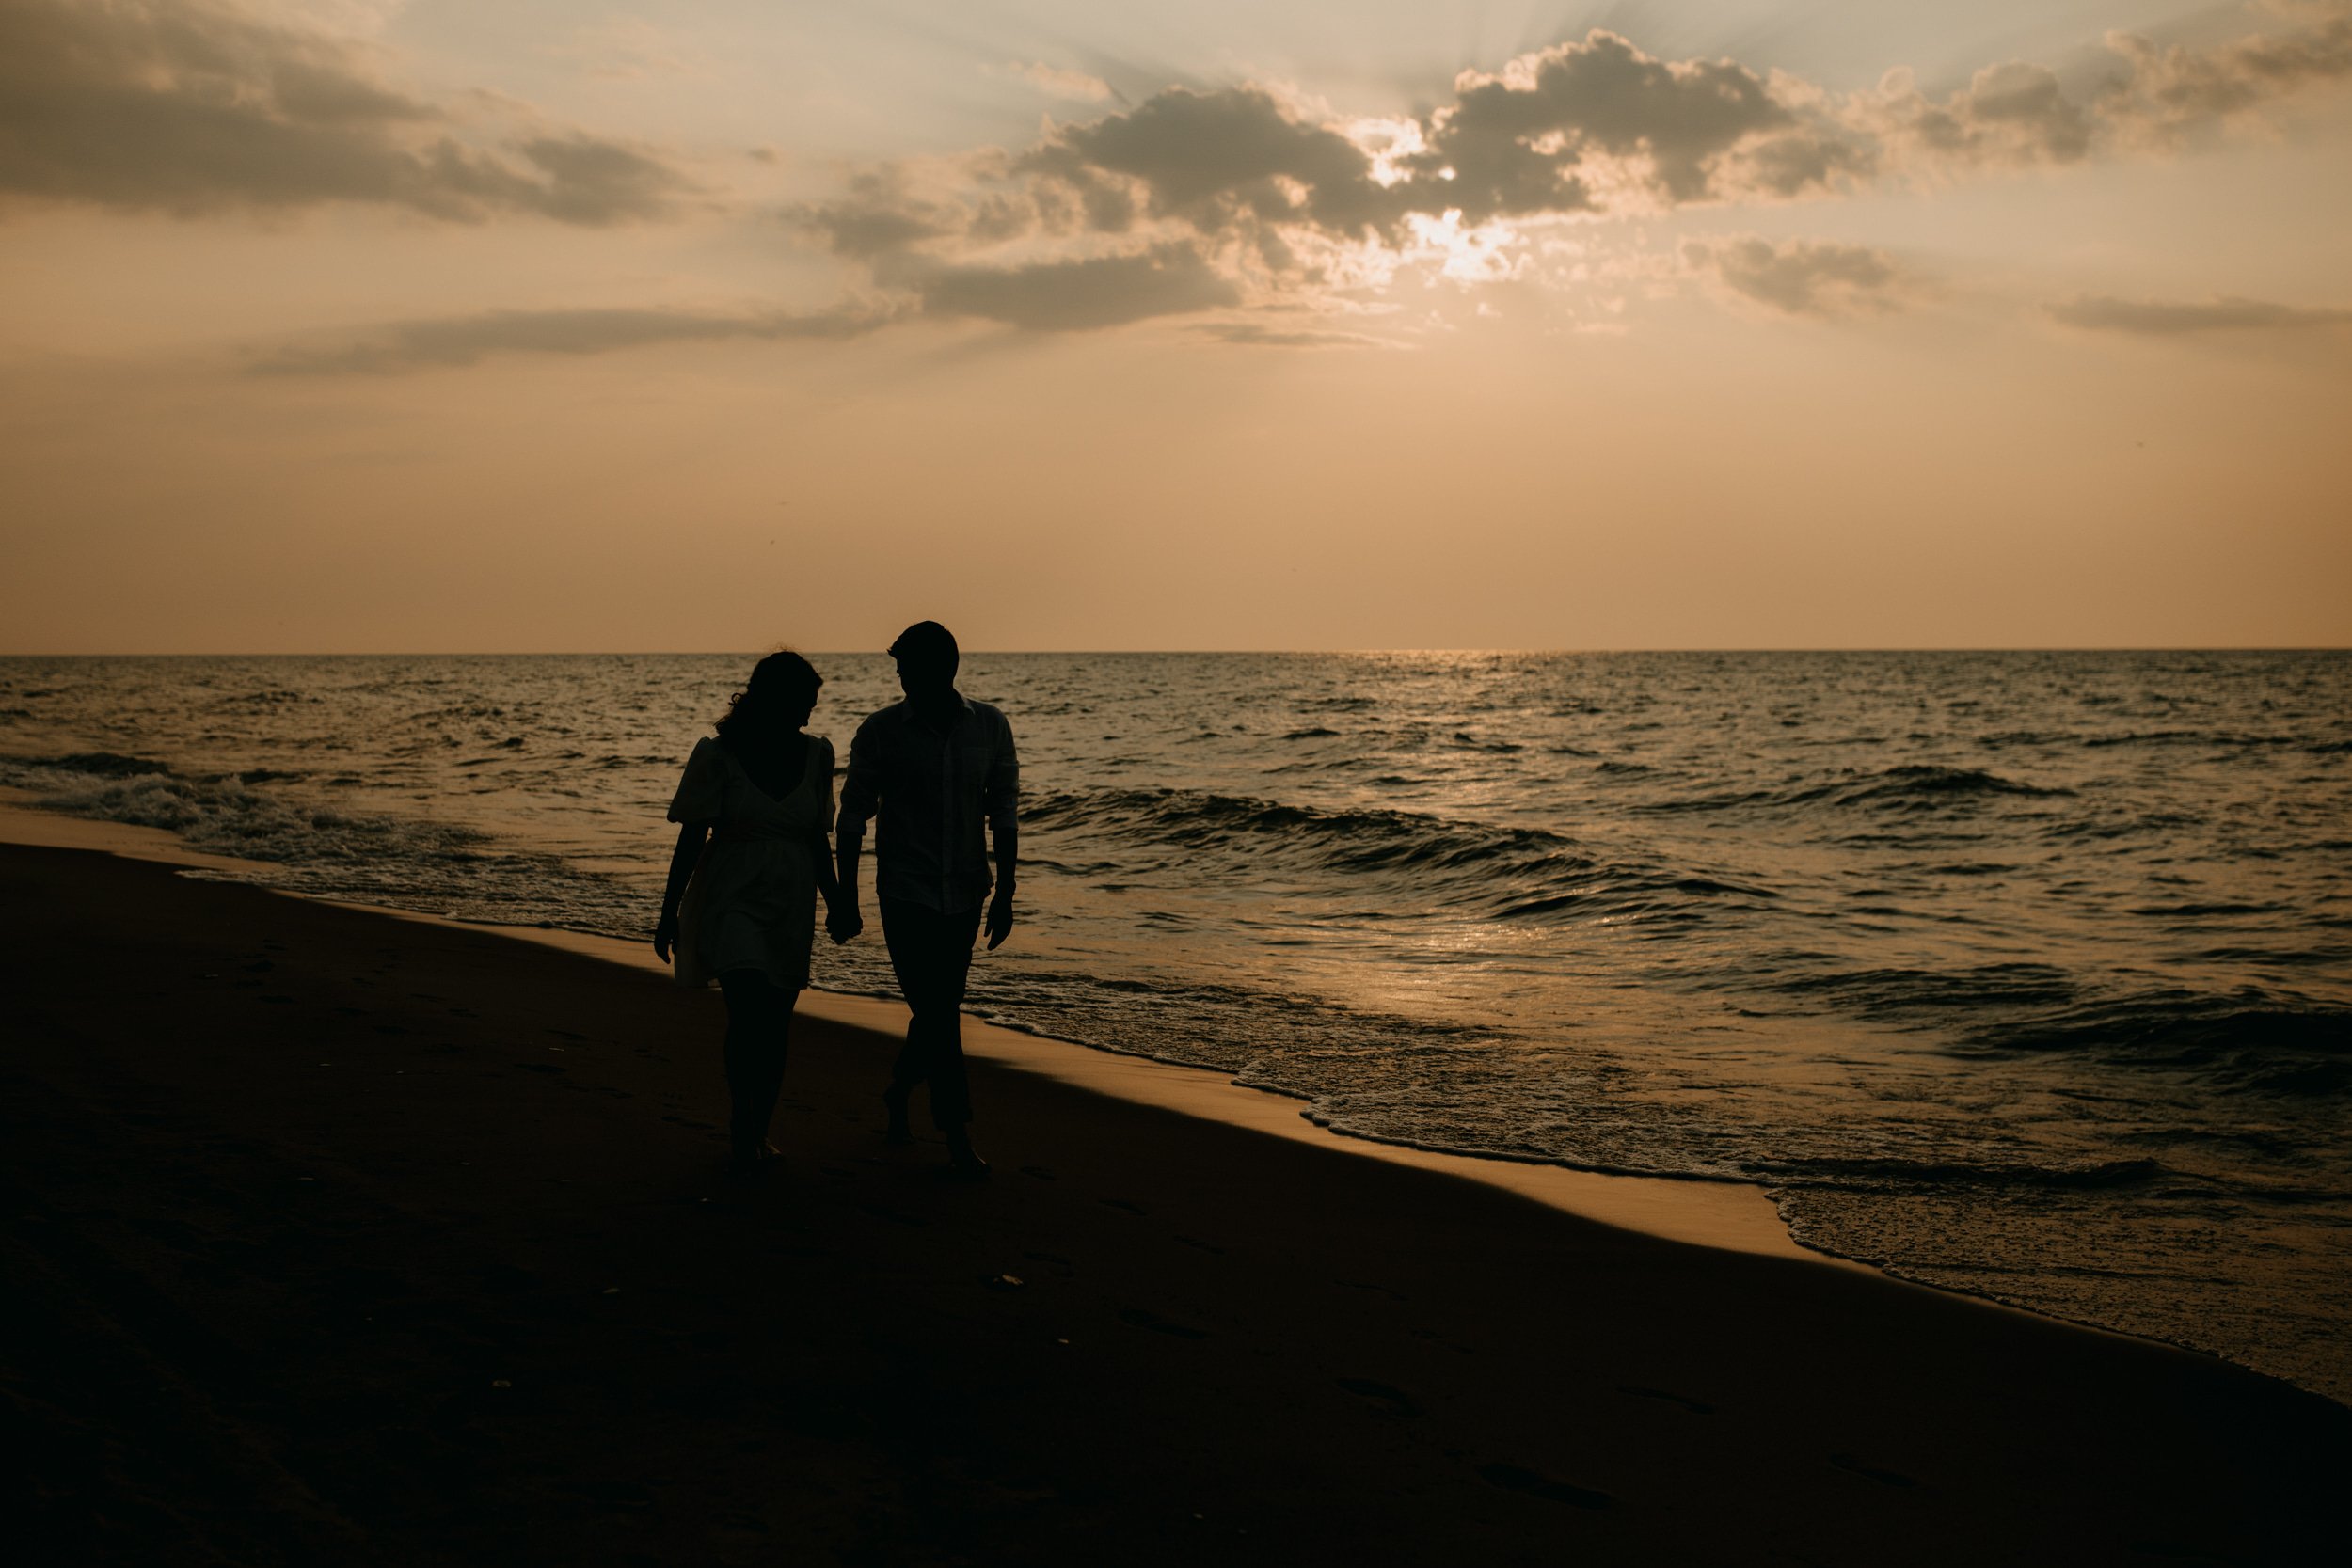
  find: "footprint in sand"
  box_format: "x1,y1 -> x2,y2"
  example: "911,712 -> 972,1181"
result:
1118,1307 -> 1210,1339
1618,1385 -> 1714,1415
1828,1452 -> 1916,1488
1477,1462 -> 1613,1510
1337,1378 -> 1421,1418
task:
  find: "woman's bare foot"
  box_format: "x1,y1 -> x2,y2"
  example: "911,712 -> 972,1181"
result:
723,1141 -> 781,1179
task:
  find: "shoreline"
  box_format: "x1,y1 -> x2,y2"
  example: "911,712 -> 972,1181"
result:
4,791 -> 2331,1385
1,792 -> 2320,1371
0,795 -> 1818,1264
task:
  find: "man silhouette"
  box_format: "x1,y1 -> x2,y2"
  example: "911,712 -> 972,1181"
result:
831,621 -> 1017,1178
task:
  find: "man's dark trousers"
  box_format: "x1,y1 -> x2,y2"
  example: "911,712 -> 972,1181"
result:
880,897 -> 983,1130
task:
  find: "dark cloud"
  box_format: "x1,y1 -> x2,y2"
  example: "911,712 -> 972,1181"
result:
253,304 -> 897,374
0,0 -> 695,223
2106,14 -> 2352,132
254,256 -> 1232,372
1005,35 -> 1862,244
1741,131 -> 1876,198
919,244 -> 1240,331
1874,60 -> 2095,167
509,136 -> 690,227
789,172 -> 959,260
1029,87 -> 1400,238
1685,237 -> 1903,317
1409,31 -> 1841,216
2046,295 -> 2352,334
1870,12 -> 2352,171
1191,322 -> 1386,348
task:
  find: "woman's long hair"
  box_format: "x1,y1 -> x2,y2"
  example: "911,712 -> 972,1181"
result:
716,650 -> 822,759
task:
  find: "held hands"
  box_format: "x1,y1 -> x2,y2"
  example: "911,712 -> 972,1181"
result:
985,889 -> 1015,951
827,898 -> 864,945
653,909 -> 679,965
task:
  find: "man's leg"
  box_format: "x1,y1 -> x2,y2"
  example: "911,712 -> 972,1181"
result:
919,905 -> 981,1131
880,899 -> 940,1114
879,898 -> 983,1133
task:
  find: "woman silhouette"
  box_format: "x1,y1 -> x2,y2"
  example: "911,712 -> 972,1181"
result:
655,651 -> 849,1174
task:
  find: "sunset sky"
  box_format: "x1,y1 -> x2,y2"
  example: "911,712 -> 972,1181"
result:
3,0 -> 2348,651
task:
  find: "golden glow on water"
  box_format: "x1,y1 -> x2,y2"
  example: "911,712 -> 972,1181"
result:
3,648 -> 2347,1402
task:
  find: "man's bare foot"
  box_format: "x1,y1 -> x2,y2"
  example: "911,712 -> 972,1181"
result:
723,1142 -> 781,1178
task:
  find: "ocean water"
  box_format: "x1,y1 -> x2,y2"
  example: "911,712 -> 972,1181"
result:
3,651 -> 2347,1402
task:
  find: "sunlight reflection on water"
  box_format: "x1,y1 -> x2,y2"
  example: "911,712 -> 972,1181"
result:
2,649 -> 2347,1401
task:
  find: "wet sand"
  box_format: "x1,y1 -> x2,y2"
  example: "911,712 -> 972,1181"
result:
3,836 -> 2345,1564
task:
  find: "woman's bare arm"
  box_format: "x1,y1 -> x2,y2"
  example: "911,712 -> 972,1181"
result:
654,820 -> 707,962
809,826 -> 844,906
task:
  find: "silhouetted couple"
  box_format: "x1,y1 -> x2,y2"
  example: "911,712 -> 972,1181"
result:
655,622 -> 1018,1180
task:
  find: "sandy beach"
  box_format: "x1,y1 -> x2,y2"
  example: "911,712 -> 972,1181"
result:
8,0 -> 2348,1554
4,833 -> 2346,1566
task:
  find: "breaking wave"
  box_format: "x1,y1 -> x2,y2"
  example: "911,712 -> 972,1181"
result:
1025,786 -> 1778,921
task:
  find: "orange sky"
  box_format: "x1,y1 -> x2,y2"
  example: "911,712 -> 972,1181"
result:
3,1 -> 2348,650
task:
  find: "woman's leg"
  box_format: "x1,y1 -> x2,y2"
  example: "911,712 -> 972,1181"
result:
717,970 -> 798,1163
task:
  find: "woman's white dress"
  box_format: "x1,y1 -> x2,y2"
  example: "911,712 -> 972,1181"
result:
665,734 -> 834,990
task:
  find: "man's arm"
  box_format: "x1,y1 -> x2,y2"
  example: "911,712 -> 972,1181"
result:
984,712 -> 1019,951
